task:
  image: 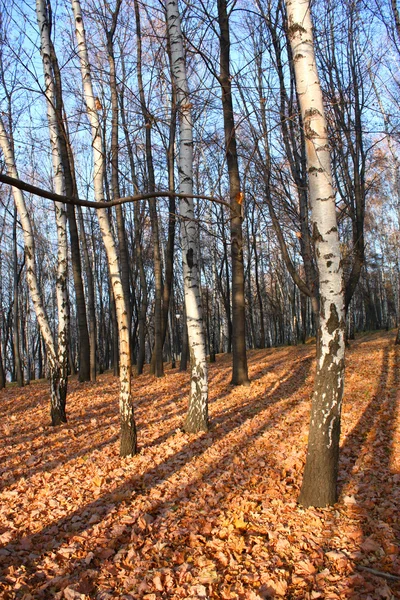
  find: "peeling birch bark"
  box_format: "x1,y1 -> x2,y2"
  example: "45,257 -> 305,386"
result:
71,0 -> 136,456
285,0 -> 346,507
166,0 -> 209,432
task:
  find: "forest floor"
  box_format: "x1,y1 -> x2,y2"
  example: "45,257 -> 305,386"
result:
0,331 -> 399,600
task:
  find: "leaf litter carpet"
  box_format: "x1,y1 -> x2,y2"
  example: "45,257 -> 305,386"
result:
0,331 -> 399,599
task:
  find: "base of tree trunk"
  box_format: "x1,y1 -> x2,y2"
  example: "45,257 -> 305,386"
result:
78,366 -> 91,382
51,405 -> 67,426
298,480 -> 338,508
298,443 -> 339,508
120,419 -> 137,457
183,415 -> 209,434
231,355 -> 250,386
231,374 -> 251,387
50,369 -> 68,426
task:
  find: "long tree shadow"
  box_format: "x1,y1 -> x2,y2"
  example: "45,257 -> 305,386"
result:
338,345 -> 391,487
0,371 -> 191,492
330,340 -> 400,596
0,349 -> 314,493
0,354 -> 314,597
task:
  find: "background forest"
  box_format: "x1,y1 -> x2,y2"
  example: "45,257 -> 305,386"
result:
1,0 -> 399,390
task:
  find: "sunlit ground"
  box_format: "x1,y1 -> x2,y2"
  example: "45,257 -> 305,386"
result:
0,331 -> 399,599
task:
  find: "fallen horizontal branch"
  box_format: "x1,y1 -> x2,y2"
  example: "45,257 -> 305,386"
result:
356,564 -> 400,581
0,173 -> 232,212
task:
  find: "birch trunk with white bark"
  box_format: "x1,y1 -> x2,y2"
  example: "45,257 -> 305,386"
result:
71,0 -> 136,455
37,0 -> 69,424
285,0 -> 346,507
0,117 -> 67,424
166,0 -> 209,432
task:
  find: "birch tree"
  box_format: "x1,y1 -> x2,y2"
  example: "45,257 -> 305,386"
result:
166,0 -> 209,432
71,0 -> 136,456
285,0 -> 346,507
36,0 -> 69,421
0,117 -> 68,424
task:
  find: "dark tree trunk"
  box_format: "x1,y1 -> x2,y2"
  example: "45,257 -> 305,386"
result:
119,61 -> 147,375
50,363 -> 67,425
219,209 -> 232,353
12,206 -> 24,387
217,0 -> 249,385
180,306 -> 189,372
38,331 -> 44,379
76,205 -> 97,381
134,0 -> 163,378
135,205 -> 148,376
252,219 -> 265,349
161,45 -> 177,353
0,341 -> 5,389
110,283 -> 119,376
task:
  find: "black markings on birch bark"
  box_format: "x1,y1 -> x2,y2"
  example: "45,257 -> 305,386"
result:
285,0 -> 345,507
166,0 -> 209,433
71,0 -> 136,456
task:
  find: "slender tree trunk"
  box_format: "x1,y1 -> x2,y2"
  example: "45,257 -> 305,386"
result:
0,116 -> 67,424
76,204 -> 97,381
71,0 -> 136,456
46,25 -> 91,383
219,206 -> 232,352
12,206 -> 24,387
65,207 -> 90,381
161,37 -> 177,351
285,0 -> 346,507
134,203 -> 148,374
134,0 -> 163,378
180,305 -> 189,372
110,279 -> 119,376
37,0 -> 69,417
252,220 -> 265,349
166,0 -> 208,432
210,256 -> 218,362
38,329 -> 44,379
0,341 -> 5,389
217,0 -> 249,385
106,3 -> 132,354
119,66 -> 147,374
